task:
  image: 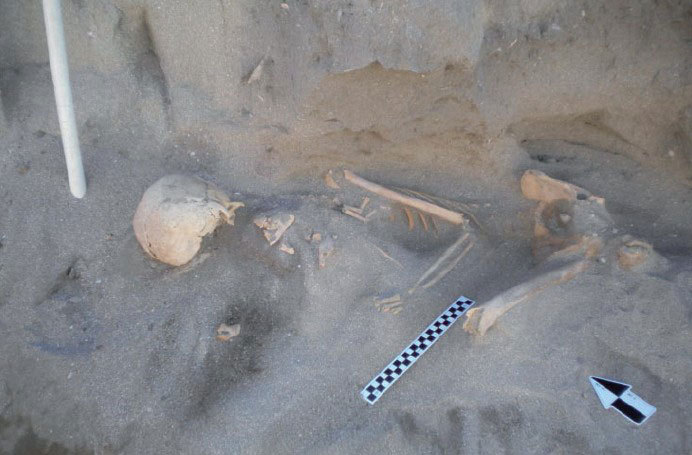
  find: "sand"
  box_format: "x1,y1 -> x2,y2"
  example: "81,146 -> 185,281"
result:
0,1 -> 691,454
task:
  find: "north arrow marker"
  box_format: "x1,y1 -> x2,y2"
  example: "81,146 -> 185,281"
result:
589,376 -> 656,425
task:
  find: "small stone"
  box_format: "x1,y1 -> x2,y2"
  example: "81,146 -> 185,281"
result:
558,213 -> 572,224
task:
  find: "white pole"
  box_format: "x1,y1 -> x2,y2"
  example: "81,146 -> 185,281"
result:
42,0 -> 86,198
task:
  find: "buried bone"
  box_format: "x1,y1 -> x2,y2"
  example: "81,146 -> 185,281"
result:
254,214 -> 295,245
343,170 -> 466,225
463,259 -> 591,336
409,233 -> 474,293
324,169 -> 340,189
465,171 -> 662,336
279,243 -> 295,255
133,175 -> 244,266
520,169 -> 598,203
463,171 -> 603,335
374,294 -> 403,314
617,238 -> 653,270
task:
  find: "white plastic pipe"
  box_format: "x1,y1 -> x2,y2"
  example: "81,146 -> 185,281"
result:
42,0 -> 86,198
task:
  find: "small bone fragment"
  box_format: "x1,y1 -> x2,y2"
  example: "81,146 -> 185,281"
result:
418,212 -> 429,232
430,216 -> 440,233
463,259 -> 590,336
372,244 -> 403,268
404,207 -> 415,231
342,205 -> 361,213
216,323 -> 241,341
343,208 -> 368,222
542,235 -> 603,264
374,294 -> 401,305
410,233 -> 470,293
521,170 -> 593,202
617,239 -> 652,270
421,239 -> 475,289
393,186 -> 483,231
324,170 -> 340,189
306,231 -> 322,243
247,57 -> 265,84
344,170 -> 466,225
382,303 -> 403,314
374,294 -> 403,314
254,214 -> 295,245
279,243 -> 295,255
342,196 -> 370,218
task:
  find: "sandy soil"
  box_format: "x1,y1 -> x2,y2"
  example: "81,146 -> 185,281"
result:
1,1 -> 691,454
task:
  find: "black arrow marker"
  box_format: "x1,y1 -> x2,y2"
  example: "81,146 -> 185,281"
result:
589,376 -> 656,425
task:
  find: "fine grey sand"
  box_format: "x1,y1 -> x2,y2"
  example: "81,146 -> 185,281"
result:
1,1 -> 691,454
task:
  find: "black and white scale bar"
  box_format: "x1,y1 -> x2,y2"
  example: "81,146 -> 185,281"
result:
361,296 -> 475,405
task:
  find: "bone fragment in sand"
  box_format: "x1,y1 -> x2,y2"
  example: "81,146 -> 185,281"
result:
521,169 -> 598,203
463,259 -> 590,336
343,170 -> 466,225
324,169 -> 340,189
409,233 -> 474,293
254,214 -> 295,246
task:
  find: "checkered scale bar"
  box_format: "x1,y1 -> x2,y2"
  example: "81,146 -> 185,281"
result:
361,296 -> 475,405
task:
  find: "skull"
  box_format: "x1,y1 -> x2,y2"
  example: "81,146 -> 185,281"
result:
133,175 -> 244,266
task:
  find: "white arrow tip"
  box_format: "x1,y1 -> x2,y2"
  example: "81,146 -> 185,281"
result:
589,376 -> 621,408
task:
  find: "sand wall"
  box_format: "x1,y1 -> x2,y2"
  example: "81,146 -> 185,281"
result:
1,1 -> 690,182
